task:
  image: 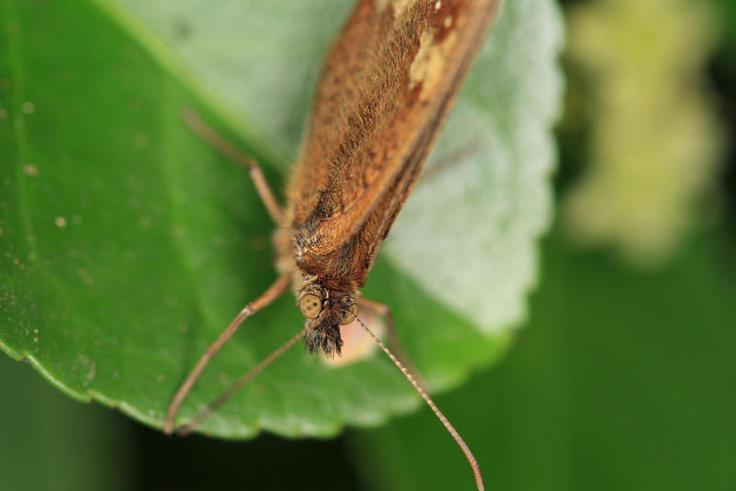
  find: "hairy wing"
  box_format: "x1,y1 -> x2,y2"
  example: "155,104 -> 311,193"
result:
286,0 -> 500,265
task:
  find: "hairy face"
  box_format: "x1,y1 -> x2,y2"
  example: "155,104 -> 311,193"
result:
298,285 -> 357,356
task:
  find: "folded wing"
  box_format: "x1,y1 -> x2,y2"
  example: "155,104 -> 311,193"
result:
286,0 -> 500,289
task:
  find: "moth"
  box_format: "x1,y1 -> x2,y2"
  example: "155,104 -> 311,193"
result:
165,1 -> 500,489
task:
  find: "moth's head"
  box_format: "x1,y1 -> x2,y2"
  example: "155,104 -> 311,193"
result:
298,284 -> 357,357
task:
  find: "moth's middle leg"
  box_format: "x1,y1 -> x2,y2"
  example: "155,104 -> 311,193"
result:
357,296 -> 423,384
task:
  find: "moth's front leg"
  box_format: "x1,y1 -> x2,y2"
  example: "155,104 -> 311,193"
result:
181,108 -> 283,223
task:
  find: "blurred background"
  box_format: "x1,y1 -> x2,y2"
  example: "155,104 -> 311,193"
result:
1,0 -> 735,489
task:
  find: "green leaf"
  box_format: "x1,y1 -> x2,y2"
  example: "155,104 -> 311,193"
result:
0,0 -> 563,438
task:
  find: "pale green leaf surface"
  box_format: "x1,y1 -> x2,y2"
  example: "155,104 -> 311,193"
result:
0,0 -> 562,438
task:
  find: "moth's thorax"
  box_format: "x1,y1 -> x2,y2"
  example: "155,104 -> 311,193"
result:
273,202 -> 367,294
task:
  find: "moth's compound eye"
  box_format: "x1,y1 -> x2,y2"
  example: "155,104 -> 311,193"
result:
299,294 -> 322,319
339,308 -> 356,326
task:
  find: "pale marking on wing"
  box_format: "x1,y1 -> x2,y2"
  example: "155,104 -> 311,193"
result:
409,29 -> 459,98
374,0 -> 415,18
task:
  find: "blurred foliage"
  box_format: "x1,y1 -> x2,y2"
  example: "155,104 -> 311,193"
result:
562,0 -> 724,267
714,0 -> 736,52
353,227 -> 736,490
0,355 -> 131,491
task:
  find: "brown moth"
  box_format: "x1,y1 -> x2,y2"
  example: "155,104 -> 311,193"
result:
165,0 -> 500,489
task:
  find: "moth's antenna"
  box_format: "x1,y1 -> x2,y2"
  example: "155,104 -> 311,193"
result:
176,327 -> 306,436
165,274 -> 291,434
357,317 -> 485,491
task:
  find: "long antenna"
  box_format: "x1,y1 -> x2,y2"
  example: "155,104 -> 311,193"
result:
357,318 -> 485,491
176,328 -> 306,436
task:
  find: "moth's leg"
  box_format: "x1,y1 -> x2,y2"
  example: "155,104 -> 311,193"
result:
181,108 -> 283,223
164,273 -> 291,434
357,296 -> 422,382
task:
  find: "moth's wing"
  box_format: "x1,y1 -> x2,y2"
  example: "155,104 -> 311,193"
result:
296,115 -> 440,292
286,0 -> 500,259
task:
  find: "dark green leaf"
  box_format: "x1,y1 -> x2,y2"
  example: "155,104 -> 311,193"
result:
0,0 -> 562,437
